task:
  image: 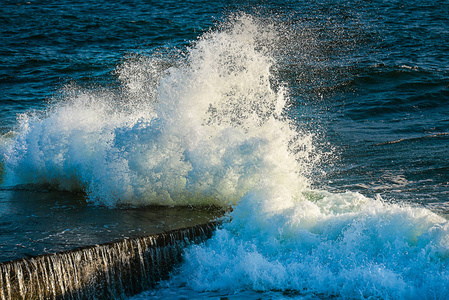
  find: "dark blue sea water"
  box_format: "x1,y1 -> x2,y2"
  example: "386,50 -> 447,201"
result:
1,0 -> 449,299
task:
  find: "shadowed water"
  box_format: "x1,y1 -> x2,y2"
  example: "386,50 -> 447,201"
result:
0,186 -> 223,263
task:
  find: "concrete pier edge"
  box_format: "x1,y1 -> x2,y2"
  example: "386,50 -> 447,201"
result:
0,221 -> 220,299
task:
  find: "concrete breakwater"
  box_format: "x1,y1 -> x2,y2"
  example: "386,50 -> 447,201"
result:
0,222 -> 219,299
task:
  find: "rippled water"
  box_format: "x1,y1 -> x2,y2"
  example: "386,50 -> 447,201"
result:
1,0 -> 449,299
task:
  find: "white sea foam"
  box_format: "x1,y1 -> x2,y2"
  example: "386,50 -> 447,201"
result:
168,190 -> 449,299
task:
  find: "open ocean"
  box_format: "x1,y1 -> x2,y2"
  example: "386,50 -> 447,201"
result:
1,0 -> 449,299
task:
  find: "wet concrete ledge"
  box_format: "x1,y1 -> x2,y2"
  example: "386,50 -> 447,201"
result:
0,221 -> 219,300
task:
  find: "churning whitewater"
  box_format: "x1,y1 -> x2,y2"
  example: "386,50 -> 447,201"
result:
2,15 -> 311,208
2,15 -> 449,299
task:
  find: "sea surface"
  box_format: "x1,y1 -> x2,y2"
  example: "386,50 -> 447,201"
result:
1,0 -> 449,299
